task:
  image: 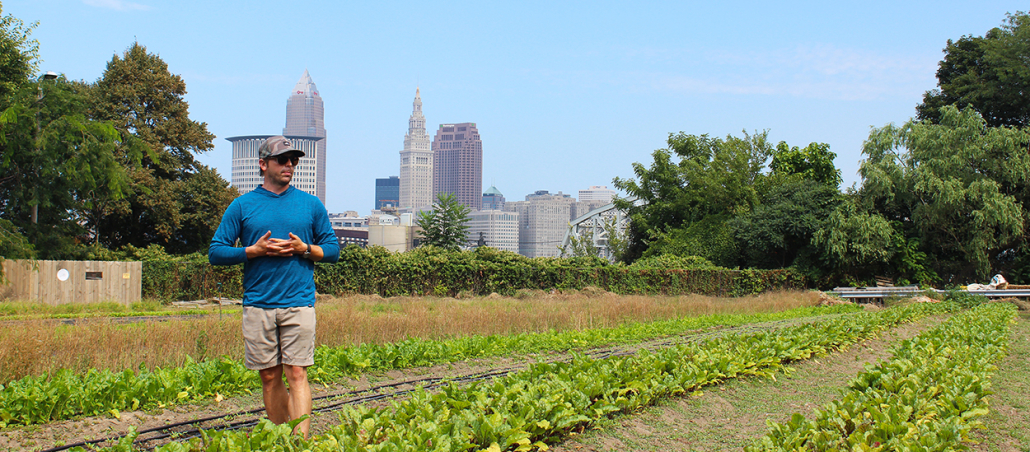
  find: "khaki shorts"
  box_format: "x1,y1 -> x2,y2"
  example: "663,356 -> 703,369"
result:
242,306 -> 316,370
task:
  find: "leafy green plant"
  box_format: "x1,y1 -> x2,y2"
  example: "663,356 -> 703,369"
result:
117,302 -> 953,452
1,305 -> 859,427
750,302 -> 1015,451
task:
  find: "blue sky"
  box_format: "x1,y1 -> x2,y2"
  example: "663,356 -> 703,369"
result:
7,1 -> 1027,214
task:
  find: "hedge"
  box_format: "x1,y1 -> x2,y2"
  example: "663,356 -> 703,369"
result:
143,246 -> 805,301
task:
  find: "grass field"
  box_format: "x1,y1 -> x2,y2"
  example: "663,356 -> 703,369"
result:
0,289 -> 823,383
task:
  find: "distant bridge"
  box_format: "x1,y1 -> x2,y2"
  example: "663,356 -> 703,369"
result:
560,202 -> 630,262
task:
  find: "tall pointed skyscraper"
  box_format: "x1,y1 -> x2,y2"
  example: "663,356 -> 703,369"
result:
399,87 -> 433,211
284,70 -> 327,204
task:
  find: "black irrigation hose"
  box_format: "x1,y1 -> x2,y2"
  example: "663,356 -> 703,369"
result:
39,313 -> 845,452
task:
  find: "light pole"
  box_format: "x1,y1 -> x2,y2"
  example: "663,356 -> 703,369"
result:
30,71 -> 59,224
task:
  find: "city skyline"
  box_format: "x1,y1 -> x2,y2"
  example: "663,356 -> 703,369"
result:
11,1 -> 1027,214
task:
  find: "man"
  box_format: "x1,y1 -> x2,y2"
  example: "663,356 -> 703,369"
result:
209,135 -> 339,437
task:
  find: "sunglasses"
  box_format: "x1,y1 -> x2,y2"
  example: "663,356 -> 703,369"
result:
268,154 -> 300,166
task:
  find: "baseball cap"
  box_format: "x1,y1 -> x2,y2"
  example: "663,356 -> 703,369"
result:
258,136 -> 306,159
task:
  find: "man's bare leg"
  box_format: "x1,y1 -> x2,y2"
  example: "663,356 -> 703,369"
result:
283,363 -> 312,438
259,365 -> 290,424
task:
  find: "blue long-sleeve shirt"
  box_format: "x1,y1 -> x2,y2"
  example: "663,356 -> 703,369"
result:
209,186 -> 340,309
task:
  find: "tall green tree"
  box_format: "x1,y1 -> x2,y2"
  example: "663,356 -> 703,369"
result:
87,43 -> 233,253
860,106 -> 1030,280
731,180 -> 842,269
0,7 -> 137,261
417,193 -> 471,250
0,6 -> 36,103
613,130 -> 772,262
917,12 -> 1030,128
769,141 -> 842,187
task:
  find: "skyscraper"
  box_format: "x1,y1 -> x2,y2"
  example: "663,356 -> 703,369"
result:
284,70 -> 327,204
466,210 -> 519,253
433,122 -> 482,211
578,185 -> 617,203
399,88 -> 433,212
375,176 -> 400,210
504,190 -> 575,258
228,135 -> 324,197
482,185 -> 505,210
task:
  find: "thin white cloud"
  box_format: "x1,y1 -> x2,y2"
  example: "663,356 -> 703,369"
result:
520,43 -> 938,102
83,0 -> 150,11
684,44 -> 937,101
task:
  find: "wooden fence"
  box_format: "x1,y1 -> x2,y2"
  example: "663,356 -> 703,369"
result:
0,259 -> 142,305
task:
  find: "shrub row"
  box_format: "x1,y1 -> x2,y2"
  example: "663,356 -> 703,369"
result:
749,302 -> 1015,450
115,300 -> 954,451
144,246 -> 805,301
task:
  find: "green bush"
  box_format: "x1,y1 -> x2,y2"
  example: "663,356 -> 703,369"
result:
628,254 -> 721,270
139,246 -> 807,301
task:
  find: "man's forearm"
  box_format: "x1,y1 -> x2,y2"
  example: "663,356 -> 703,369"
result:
308,244 -> 325,262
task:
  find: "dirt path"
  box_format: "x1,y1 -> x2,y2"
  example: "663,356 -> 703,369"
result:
970,311 -> 1030,452
548,315 -> 946,452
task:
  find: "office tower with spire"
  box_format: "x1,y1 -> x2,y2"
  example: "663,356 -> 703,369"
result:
283,70 -> 327,204
399,88 -> 433,212
433,122 -> 482,211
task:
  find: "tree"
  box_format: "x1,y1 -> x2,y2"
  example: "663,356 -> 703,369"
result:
809,198 -> 898,281
172,166 -> 240,254
917,12 -> 1030,128
89,42 -> 214,177
613,130 -> 773,262
0,76 -> 138,260
86,43 -> 233,253
769,141 -> 842,187
417,193 -> 471,250
731,180 -> 842,269
860,105 -> 1030,280
0,6 -> 37,103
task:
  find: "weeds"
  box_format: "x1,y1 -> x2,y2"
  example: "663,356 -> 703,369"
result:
0,291 -> 824,384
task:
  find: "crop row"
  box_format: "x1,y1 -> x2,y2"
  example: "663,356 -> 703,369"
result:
0,305 -> 858,427
104,302 -> 956,451
749,302 -> 1015,451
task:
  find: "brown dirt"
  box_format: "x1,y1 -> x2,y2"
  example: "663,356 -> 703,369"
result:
548,315 -> 945,452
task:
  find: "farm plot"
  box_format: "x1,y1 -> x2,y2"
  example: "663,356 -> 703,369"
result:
7,299 -> 967,451
1,296 -> 860,451
553,302 -> 1023,452
5,294 -> 1012,452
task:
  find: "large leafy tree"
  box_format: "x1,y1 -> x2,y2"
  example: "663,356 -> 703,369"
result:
731,180 -> 842,269
172,165 -> 239,254
917,12 -> 1030,128
0,6 -> 137,261
860,106 -> 1030,280
613,130 -> 773,262
769,141 -> 842,187
87,43 -> 233,253
417,193 -> 471,250
0,7 -> 35,102
0,79 -> 138,258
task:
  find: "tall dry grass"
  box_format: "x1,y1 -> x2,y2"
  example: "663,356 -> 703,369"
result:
0,289 -> 820,383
